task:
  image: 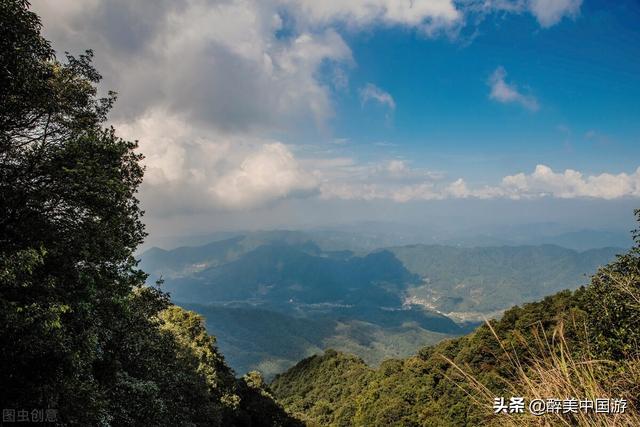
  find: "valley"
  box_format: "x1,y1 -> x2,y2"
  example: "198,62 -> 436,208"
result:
140,230 -> 620,377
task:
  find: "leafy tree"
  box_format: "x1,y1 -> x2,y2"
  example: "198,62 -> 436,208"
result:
1,1 -> 143,420
0,2 -> 301,425
581,209 -> 640,360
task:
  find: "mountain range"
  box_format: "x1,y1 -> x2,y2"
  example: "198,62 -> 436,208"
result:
139,230 -> 620,376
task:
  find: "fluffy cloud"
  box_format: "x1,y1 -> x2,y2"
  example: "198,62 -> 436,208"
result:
360,83 -> 397,110
149,8 -> 351,130
528,0 -> 582,28
321,164 -> 640,202
480,0 -> 583,28
32,0 -> 353,130
30,0 -> 587,219
501,164 -> 640,200
287,0 -> 460,33
387,160 -> 408,175
211,143 -> 318,209
115,109 -> 317,213
488,66 -> 539,111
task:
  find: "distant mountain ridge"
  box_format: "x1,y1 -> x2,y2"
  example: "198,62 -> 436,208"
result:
142,224 -> 633,255
139,231 -> 621,376
140,232 -> 621,315
388,243 -> 621,316
166,244 -> 416,307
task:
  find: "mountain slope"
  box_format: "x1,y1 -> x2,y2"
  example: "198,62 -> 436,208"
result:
181,303 -> 456,377
141,238 -> 621,379
164,244 -> 417,306
271,291 -> 580,426
272,282 -> 639,426
390,244 -> 620,315
271,231 -> 640,426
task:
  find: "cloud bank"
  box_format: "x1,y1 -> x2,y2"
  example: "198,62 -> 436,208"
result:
320,164 -> 640,202
115,109 -> 317,213
29,0 -> 609,221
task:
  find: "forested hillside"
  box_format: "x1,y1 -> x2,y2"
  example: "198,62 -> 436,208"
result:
272,219 -> 640,425
140,235 -> 618,376
181,303 -> 454,377
142,236 -> 619,318
0,2 -> 299,424
390,244 -> 620,316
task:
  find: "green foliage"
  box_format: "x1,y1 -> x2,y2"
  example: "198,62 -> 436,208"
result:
181,303 -> 452,378
1,2 -> 146,418
271,350 -> 373,426
97,291 -> 223,425
580,209 -> 640,360
234,370 -> 304,427
272,220 -> 640,426
391,244 -> 620,314
160,306 -> 237,398
0,2 -> 300,425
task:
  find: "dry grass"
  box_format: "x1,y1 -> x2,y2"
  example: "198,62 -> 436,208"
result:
442,256 -> 640,426
443,318 -> 640,427
443,246 -> 640,427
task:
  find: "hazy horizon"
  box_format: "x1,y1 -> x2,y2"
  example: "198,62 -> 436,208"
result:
31,0 -> 640,249
141,198 -> 637,251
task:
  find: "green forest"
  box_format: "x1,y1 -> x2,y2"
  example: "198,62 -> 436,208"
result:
0,1 -> 299,425
138,232 -> 620,377
1,1 -> 639,426
271,245 -> 640,425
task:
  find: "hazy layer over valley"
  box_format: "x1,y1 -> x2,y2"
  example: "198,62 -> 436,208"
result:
140,228 -> 621,376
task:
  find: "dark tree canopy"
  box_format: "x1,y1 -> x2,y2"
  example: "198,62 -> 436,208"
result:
0,2 -> 301,425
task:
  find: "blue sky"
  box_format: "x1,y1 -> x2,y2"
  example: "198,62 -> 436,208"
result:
32,0 -> 640,237
302,0 -> 640,183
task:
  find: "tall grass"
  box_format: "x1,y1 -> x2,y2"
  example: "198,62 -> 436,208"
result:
444,316 -> 639,426
443,249 -> 640,426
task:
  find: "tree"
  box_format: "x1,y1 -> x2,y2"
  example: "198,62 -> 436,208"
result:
0,0 -> 149,422
0,2 -> 301,425
581,209 -> 640,360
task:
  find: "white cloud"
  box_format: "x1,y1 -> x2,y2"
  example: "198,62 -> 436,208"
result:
390,183 -> 437,202
488,66 -> 539,111
115,109 -> 317,213
287,0 -> 461,30
360,83 -> 396,110
320,164 -> 640,202
477,0 -> 583,28
584,129 -> 613,146
287,0 -> 581,32
528,0 -> 582,28
501,164 -> 640,200
387,160 -> 408,174
211,143 -> 318,209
